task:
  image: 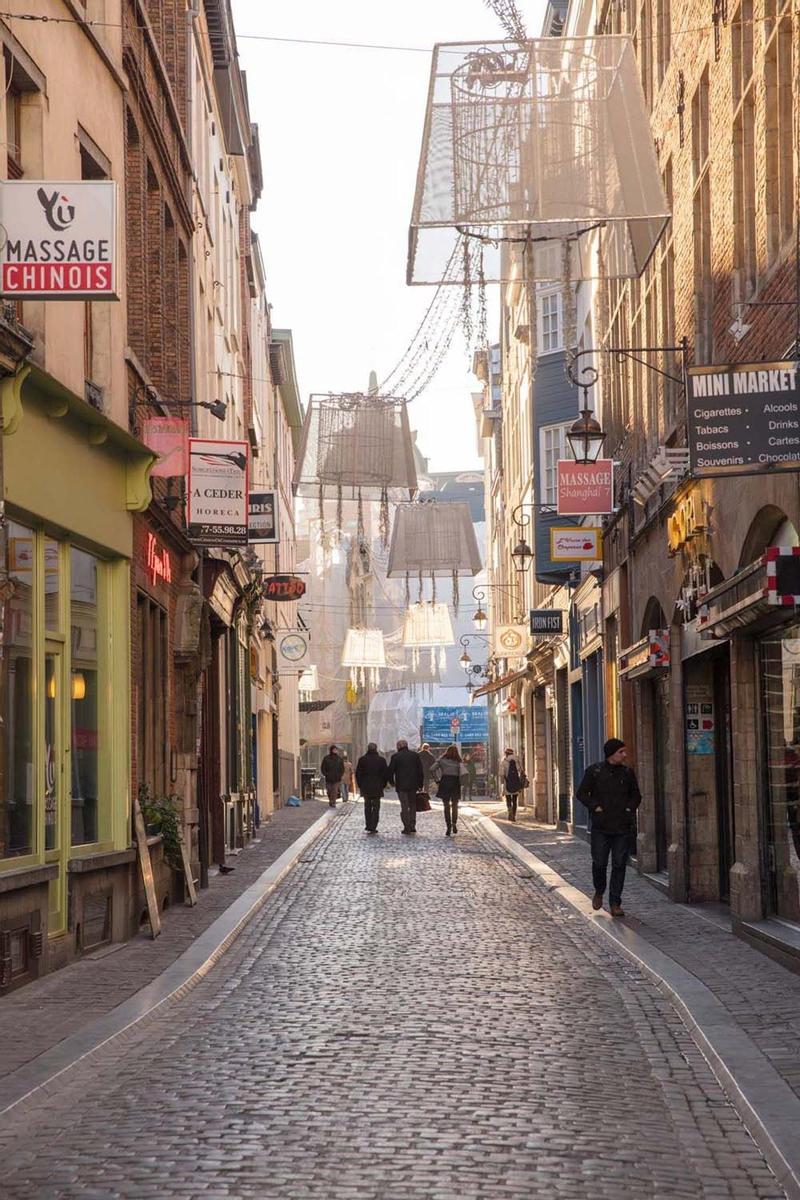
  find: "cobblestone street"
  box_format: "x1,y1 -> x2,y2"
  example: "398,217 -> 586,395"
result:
0,805 -> 786,1200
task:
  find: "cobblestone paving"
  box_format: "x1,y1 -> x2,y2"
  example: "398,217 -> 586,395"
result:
0,801 -> 329,1081
489,806 -> 800,1102
0,805 -> 785,1199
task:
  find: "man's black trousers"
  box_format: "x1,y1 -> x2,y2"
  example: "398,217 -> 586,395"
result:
590,829 -> 630,906
364,797 -> 381,831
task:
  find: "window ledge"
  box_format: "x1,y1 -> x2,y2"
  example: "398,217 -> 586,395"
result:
67,848 -> 137,874
0,862 -> 59,894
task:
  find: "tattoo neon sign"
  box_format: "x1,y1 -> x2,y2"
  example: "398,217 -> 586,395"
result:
146,532 -> 172,587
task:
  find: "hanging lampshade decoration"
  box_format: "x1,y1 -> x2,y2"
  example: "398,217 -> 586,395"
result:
401,602 -> 455,676
292,393 -> 418,544
387,501 -> 482,614
341,627 -> 387,690
298,666 -> 319,701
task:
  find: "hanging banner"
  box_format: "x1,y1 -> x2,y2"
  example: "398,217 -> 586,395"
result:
550,526 -> 603,562
0,180 -> 118,298
493,624 -> 529,658
557,460 -> 614,515
688,361 -> 800,476
187,438 -> 248,546
248,490 -> 279,544
422,706 -> 489,744
143,417 -> 188,478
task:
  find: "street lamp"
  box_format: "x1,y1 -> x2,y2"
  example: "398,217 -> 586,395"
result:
459,648 -> 472,668
134,385 -> 228,422
473,604 -> 488,632
511,536 -> 533,573
566,407 -> 606,464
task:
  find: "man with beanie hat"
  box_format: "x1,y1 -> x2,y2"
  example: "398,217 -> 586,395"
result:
577,738 -> 641,917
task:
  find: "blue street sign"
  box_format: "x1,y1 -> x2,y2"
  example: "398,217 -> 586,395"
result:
422,706 -> 489,744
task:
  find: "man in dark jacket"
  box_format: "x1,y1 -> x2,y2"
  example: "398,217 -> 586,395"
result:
356,743 -> 389,833
387,739 -> 424,834
419,743 -> 437,793
577,737 -> 641,917
320,745 -> 345,808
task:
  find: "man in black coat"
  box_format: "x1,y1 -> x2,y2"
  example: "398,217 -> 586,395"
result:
319,744 -> 345,808
387,739 -> 424,834
577,737 -> 642,918
356,743 -> 389,833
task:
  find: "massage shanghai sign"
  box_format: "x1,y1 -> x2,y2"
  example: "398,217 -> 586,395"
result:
188,439 -> 249,546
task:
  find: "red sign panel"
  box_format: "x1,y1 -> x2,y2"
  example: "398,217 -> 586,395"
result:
556,460 -> 614,515
143,417 -> 188,478
263,574 -> 306,601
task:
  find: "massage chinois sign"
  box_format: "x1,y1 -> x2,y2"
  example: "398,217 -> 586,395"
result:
0,180 -> 118,299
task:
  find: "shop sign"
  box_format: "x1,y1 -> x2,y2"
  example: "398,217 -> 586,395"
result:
688,360 -> 800,476
187,439 -> 248,546
143,417 -> 188,478
618,630 -> 670,678
765,546 -> 800,606
557,460 -> 614,515
493,624 -> 529,657
0,180 -> 118,298
667,492 -> 707,554
422,706 -> 489,744
277,629 -> 310,670
248,490 -> 279,544
530,609 -> 564,636
263,574 -> 306,601
550,526 -> 603,562
686,695 -> 715,754
146,532 -> 172,587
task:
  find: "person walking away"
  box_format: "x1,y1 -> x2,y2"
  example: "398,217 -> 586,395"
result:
434,744 -> 467,836
355,743 -> 389,833
464,753 -> 477,802
577,737 -> 642,917
320,745 -> 345,808
387,739 -> 424,834
341,752 -> 356,802
500,748 -> 523,821
419,743 -> 437,794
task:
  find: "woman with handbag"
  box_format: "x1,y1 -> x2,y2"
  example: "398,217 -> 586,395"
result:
500,748 -> 524,822
433,744 -> 467,836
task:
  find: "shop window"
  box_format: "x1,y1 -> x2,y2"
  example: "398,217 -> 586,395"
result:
136,593 -> 168,798
760,628 -> 800,924
71,548 -> 101,846
539,423 -> 570,507
1,521 -> 35,859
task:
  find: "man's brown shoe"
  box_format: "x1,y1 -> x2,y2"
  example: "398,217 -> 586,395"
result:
592,892 -> 603,910
610,904 -> 625,918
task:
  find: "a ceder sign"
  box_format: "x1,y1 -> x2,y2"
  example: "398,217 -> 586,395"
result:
688,360 -> 800,475
188,439 -> 248,546
0,180 -> 118,299
557,460 -> 614,515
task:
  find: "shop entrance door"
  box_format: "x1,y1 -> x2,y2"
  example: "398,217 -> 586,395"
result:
714,651 -> 735,902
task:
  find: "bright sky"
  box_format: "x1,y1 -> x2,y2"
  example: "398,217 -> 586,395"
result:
233,1 -> 546,472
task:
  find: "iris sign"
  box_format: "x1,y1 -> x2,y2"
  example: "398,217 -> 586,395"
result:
0,180 -> 118,299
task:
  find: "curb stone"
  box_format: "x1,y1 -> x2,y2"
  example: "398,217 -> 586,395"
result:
470,809 -> 800,1200
0,807 -> 341,1120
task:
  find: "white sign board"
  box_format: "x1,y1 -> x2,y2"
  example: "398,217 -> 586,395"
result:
0,180 -> 118,299
550,526 -> 603,562
277,630 -> 310,673
188,439 -> 248,546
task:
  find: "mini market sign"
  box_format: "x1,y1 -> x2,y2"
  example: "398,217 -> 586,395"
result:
0,180 -> 118,299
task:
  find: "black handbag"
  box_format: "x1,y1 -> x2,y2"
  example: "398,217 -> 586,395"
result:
415,791 -> 432,812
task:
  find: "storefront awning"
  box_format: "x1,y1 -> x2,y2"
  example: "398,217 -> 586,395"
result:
474,666 -> 530,698
299,699 -> 334,713
698,559 -> 770,638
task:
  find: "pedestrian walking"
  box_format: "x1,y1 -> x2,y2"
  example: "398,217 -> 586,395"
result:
387,739 -> 424,834
355,743 -> 389,833
577,737 -> 642,917
464,752 -> 477,801
500,748 -> 523,821
319,744 -> 345,808
419,743 -> 437,794
433,744 -> 467,836
341,752 -> 356,802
